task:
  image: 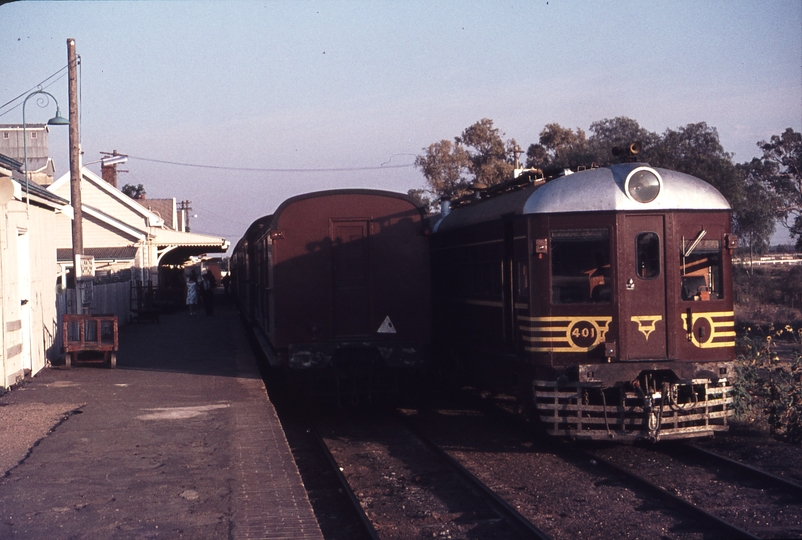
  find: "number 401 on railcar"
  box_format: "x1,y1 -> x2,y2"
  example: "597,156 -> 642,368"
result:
429,159 -> 738,442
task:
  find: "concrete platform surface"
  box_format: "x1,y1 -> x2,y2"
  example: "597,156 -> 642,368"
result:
0,293 -> 323,540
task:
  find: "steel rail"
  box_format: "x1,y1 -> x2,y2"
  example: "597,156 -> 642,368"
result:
308,423 -> 381,540
397,413 -> 552,540
466,392 -> 757,539
577,447 -> 760,540
682,443 -> 802,497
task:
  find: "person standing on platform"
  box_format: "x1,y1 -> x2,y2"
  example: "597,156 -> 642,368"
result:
186,270 -> 199,316
201,270 -> 216,316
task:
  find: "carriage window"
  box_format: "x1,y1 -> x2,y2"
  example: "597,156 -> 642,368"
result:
681,237 -> 723,301
551,229 -> 610,304
636,232 -> 660,279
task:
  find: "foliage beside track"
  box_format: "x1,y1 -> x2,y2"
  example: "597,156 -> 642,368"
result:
733,323 -> 802,445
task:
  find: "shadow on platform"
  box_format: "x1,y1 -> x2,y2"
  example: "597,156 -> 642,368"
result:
83,291 -> 260,380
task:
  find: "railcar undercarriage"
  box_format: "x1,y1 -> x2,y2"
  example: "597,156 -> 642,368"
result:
532,369 -> 734,442
285,343 -> 428,406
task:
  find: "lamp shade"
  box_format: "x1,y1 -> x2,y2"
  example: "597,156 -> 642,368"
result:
47,108 -> 70,126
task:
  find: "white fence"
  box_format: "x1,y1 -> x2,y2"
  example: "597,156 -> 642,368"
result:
735,258 -> 802,266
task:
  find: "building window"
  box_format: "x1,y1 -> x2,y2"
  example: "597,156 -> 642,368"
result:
31,132 -> 37,139
2,132 -> 9,139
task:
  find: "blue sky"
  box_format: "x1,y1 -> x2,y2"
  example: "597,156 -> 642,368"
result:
1,0 -> 800,245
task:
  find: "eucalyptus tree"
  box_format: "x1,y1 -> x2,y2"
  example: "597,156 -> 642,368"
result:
525,123 -> 588,170
755,128 -> 802,249
122,183 -> 147,199
649,122 -> 744,211
734,159 -> 777,267
586,117 -> 661,166
415,118 -> 517,200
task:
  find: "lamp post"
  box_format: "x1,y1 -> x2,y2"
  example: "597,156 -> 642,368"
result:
22,90 -> 69,211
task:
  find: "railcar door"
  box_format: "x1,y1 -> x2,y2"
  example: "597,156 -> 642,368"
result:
331,220 -> 372,338
619,215 -> 668,360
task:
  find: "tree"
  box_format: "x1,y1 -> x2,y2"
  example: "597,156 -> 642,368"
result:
525,123 -> 588,170
649,122 -> 743,210
734,159 -> 777,267
456,118 -> 517,187
415,118 -> 516,200
122,183 -> 146,199
407,188 -> 435,214
755,128 -> 802,249
414,139 -> 472,200
587,117 -> 661,166
416,117 -> 765,242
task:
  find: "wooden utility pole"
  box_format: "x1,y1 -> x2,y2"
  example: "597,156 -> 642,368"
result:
68,38 -> 81,257
178,200 -> 193,232
68,38 -> 84,313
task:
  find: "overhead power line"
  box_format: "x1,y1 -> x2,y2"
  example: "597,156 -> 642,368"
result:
0,65 -> 69,117
127,155 -> 415,172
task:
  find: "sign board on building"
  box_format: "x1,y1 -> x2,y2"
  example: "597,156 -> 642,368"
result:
75,254 -> 95,280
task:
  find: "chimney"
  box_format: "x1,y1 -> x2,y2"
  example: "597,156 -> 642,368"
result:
100,150 -> 128,188
101,163 -> 117,188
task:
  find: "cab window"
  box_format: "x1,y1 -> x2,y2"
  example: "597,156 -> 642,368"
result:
551,228 -> 610,304
681,234 -> 723,301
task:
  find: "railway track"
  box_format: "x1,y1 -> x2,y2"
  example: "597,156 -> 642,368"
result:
270,374 -> 802,539
309,423 -> 381,540
585,441 -> 802,539
311,409 -> 546,539
406,399 -> 733,539
682,443 -> 802,497
452,389 -> 802,539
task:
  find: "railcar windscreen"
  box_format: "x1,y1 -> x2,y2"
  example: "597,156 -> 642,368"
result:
680,239 -> 723,301
551,228 -> 611,304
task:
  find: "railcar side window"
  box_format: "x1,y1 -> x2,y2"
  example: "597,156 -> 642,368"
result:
551,229 -> 610,304
681,238 -> 723,301
636,232 -> 660,279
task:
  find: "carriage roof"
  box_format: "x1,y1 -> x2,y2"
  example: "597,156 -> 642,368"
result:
432,163 -> 731,233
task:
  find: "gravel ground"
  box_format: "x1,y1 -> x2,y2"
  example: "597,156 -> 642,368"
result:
408,407 -> 716,540
0,377 -> 83,477
318,411 -> 528,539
695,423 -> 802,485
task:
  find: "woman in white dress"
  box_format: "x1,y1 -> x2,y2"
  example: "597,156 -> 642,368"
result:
186,270 -> 199,315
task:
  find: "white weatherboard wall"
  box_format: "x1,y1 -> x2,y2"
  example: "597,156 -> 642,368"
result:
1,198 -> 60,390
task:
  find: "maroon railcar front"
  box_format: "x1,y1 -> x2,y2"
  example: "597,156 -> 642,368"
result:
431,163 -> 736,441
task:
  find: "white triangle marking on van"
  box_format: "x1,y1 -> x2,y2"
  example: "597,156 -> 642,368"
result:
377,316 -> 396,334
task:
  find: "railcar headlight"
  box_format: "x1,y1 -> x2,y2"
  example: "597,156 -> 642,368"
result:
625,167 -> 662,203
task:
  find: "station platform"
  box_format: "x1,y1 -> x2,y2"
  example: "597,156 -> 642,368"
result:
0,292 -> 323,539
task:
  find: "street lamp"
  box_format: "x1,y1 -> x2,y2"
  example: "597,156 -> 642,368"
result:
22,90 -> 69,210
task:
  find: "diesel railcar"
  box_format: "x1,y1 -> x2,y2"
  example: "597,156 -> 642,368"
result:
232,189 -> 431,401
429,160 -> 736,441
